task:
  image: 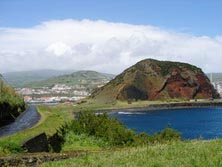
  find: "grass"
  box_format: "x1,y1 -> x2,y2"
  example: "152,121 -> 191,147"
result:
40,139 -> 222,167
72,99 -> 168,112
72,98 -> 221,112
62,132 -> 108,151
0,105 -> 73,155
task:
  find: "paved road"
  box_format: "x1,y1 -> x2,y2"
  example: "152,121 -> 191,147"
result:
0,105 -> 40,138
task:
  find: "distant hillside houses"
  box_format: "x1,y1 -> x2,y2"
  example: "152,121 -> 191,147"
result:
52,84 -> 72,90
73,90 -> 89,96
17,83 -> 93,103
24,95 -> 85,103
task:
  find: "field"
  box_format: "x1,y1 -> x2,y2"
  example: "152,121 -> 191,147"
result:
40,139 -> 222,167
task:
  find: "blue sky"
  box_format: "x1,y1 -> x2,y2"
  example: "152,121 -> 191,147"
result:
0,0 -> 222,73
1,0 -> 222,36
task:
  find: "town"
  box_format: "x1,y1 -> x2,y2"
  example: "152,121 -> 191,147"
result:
16,83 -> 100,103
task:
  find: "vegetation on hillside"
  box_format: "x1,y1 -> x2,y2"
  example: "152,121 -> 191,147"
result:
91,58 -> 219,103
54,110 -> 181,152
0,80 -> 25,126
25,70 -> 114,89
149,59 -> 201,76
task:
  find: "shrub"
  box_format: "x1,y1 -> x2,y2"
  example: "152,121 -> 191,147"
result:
0,141 -> 23,154
70,111 -> 135,146
59,111 -> 182,150
153,127 -> 181,142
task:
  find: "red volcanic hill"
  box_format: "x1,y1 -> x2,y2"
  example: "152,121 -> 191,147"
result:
90,59 -> 220,102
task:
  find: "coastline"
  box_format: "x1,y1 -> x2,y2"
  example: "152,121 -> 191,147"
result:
97,101 -> 222,113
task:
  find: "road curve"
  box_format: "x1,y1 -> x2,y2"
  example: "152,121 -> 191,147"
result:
0,105 -> 40,138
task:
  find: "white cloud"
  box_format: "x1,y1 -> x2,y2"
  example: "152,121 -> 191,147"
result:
46,42 -> 72,56
0,19 -> 222,74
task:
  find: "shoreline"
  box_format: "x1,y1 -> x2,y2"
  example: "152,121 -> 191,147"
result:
97,101 -> 222,112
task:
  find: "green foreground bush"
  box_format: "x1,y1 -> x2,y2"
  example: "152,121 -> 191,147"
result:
57,111 -> 181,149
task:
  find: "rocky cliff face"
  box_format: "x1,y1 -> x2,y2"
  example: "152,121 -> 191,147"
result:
91,59 -> 220,102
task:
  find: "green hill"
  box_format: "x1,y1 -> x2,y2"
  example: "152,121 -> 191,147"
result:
3,69 -> 73,88
25,70 -> 115,89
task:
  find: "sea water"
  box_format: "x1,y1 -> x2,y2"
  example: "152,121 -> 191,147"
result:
109,108 -> 222,139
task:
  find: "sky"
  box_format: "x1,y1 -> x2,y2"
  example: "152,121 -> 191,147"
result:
0,0 -> 222,74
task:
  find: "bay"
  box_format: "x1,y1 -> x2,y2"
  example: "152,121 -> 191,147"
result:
110,108 -> 222,139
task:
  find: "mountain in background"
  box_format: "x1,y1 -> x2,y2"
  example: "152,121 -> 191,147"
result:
91,59 -> 220,103
25,70 -> 115,89
3,69 -> 74,87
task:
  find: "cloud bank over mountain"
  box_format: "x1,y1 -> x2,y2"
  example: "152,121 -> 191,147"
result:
0,19 -> 222,73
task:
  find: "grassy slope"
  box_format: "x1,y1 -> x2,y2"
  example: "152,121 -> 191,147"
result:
0,105 -> 73,155
25,71 -> 114,88
0,82 -> 26,126
41,139 -> 222,167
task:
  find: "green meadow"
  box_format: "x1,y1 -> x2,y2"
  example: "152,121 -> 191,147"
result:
41,140 -> 222,167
